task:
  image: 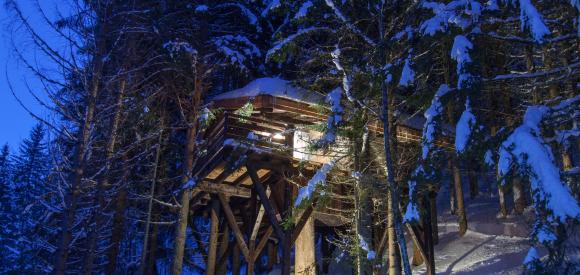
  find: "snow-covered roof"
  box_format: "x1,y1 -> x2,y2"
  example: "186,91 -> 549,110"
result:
209,77 -> 325,105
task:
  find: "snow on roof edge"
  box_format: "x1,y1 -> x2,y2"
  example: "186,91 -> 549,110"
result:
209,77 -> 325,105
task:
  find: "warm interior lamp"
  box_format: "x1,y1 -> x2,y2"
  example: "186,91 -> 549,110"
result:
273,133 -> 285,140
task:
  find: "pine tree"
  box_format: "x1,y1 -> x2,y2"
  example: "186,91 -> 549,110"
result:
10,124 -> 50,273
0,144 -> 15,273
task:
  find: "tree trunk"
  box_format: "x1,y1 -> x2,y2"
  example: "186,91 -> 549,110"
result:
387,187 -> 401,275
55,47 -> 103,275
83,78 -> 127,275
449,166 -> 457,215
451,157 -> 467,236
105,162 -> 129,274
498,185 -> 508,218
172,74 -> 203,274
139,128 -> 164,275
429,192 -> 438,245
381,83 -> 411,275
354,126 -> 373,275
468,164 -> 478,199
512,178 -> 526,215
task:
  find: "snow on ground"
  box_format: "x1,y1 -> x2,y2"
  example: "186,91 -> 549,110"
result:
412,195 -> 533,275
413,228 -> 529,274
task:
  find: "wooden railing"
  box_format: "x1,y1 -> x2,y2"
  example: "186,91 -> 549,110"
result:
201,112 -> 294,159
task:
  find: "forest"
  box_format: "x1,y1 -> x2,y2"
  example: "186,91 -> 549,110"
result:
0,0 -> 579,274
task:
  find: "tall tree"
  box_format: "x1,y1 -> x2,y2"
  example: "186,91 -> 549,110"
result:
10,124 -> 50,273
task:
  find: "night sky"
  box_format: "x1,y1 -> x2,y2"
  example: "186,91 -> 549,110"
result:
0,1 -> 70,148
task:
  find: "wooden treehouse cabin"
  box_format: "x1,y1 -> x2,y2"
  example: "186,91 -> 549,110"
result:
187,78 -> 453,274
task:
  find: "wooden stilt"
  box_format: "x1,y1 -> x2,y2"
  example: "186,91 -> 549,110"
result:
207,199 -> 220,275
281,179 -> 293,275
294,211 -> 316,274
267,242 -> 276,270
216,222 -> 230,275
247,165 -> 285,241
233,244 -> 241,275
218,194 -> 251,261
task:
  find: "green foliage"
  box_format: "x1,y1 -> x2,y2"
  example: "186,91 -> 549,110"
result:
233,101 -> 254,122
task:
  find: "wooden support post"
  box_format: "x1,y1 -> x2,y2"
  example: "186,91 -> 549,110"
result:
218,194 -> 251,261
233,244 -> 241,275
250,186 -> 271,250
247,257 -> 255,275
281,179 -> 293,275
294,210 -> 316,274
207,199 -> 220,275
216,222 -> 230,275
267,241 -> 276,270
247,165 -> 286,241
255,226 -> 273,261
292,202 -> 315,243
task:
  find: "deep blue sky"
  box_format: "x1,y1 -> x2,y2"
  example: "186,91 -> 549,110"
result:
0,1 -> 71,149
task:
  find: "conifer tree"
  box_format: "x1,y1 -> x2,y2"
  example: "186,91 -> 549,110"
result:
10,124 -> 50,273
0,144 -> 15,274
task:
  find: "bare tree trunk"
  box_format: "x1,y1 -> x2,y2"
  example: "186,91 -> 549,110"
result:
451,157 -> 467,236
55,47 -> 104,275
429,192 -> 438,245
354,126 -> 373,275
513,178 -> 526,215
387,187 -> 401,275
139,128 -> 164,275
381,83 -> 411,275
468,164 -> 478,199
84,78 -> 127,275
497,188 -> 508,218
172,73 -> 204,274
105,161 -> 129,274
449,168 -> 457,215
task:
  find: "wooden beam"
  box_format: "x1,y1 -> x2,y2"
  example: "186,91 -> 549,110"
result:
207,200 -> 220,275
218,194 -> 251,261
250,185 -> 271,248
247,165 -> 286,241
196,182 -> 251,198
254,226 -> 273,262
231,171 -> 249,186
